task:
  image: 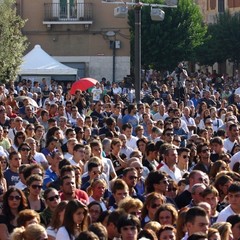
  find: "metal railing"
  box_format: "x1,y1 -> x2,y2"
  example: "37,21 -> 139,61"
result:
44,3 -> 93,21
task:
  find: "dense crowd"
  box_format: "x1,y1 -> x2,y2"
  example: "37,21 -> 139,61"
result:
0,65 -> 240,240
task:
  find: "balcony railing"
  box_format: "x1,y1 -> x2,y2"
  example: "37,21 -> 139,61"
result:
44,3 -> 93,22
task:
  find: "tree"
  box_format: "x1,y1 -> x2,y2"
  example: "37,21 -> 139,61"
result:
0,0 -> 28,82
128,0 -> 207,71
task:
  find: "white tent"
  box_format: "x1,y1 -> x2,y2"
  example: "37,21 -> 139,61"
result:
19,45 -> 78,75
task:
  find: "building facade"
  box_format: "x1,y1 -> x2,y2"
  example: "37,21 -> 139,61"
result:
17,0 -> 131,82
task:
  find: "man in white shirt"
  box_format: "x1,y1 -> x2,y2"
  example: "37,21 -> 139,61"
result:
159,145 -> 182,183
122,123 -> 138,150
223,123 -> 239,153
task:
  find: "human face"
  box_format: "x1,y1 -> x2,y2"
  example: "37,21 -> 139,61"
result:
187,216 -> 209,236
8,191 -> 22,209
29,180 -> 43,196
89,166 -> 102,180
120,225 -> 138,240
113,189 -> 128,204
124,171 -> 138,188
147,199 -> 162,219
89,204 -> 102,223
159,229 -> 176,240
25,217 -> 39,227
10,153 -> 22,168
228,192 -> 240,210
204,193 -> 218,212
46,190 -> 60,209
73,207 -> 86,226
178,151 -> 190,165
128,207 -> 142,218
91,145 -> 102,158
232,221 -> 240,240
62,177 -> 76,195
123,128 -> 132,138
73,147 -> 85,160
165,149 -> 178,167
164,131 -> 174,143
159,210 -> 173,225
92,183 -> 105,199
155,178 -> 169,194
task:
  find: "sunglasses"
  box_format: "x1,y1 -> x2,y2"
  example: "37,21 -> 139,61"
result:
47,195 -> 60,201
8,195 -> 21,201
182,155 -> 189,159
151,203 -> 161,209
31,184 -> 43,189
20,148 -> 30,151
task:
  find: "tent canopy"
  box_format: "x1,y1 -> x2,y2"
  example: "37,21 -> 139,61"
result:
19,45 -> 78,75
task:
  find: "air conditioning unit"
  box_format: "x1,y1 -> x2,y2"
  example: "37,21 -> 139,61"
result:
151,8 -> 165,21
114,6 -> 128,18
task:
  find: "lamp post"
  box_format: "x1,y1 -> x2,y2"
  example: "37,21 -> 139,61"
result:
134,1 -> 142,103
101,0 -> 178,102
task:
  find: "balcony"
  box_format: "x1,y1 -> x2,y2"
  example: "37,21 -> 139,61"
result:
43,3 -> 93,25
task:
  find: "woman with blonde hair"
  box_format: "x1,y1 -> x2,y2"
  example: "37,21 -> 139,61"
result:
209,160 -> 229,183
154,203 -> 178,226
211,222 -> 233,240
10,223 -> 47,240
118,196 -> 143,217
141,192 -> 165,227
86,178 -> 107,211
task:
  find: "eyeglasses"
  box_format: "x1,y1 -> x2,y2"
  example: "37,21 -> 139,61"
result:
20,147 -> 31,151
159,180 -> 168,184
31,184 -> 43,189
47,195 -> 60,201
201,149 -> 210,153
151,203 -> 161,209
128,176 -> 138,180
8,195 -> 21,201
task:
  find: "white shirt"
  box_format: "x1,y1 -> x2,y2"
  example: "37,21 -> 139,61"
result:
126,136 -> 138,150
153,112 -> 168,121
56,226 -> 75,240
159,162 -> 182,183
33,152 -> 48,166
216,205 -> 236,222
181,115 -> 196,137
92,88 -> 102,101
224,138 -> 236,153
229,151 -> 240,170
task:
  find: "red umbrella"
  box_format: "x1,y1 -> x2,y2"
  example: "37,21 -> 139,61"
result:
70,77 -> 98,94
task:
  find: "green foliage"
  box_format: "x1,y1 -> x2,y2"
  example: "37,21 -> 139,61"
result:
128,0 -> 207,70
0,0 -> 28,82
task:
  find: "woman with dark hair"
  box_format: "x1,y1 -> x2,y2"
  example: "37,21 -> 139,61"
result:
41,136 -> 60,163
88,201 -> 103,223
158,225 -> 176,240
46,127 -> 64,145
56,199 -> 89,240
47,201 -> 68,240
25,124 -> 35,138
18,142 -> 35,165
26,174 -> 46,213
9,131 -> 26,152
0,187 -> 27,239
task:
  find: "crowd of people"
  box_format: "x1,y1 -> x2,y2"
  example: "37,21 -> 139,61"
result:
0,65 -> 240,240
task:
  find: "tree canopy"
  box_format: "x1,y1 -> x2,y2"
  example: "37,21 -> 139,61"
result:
0,0 -> 28,82
128,0 -> 207,71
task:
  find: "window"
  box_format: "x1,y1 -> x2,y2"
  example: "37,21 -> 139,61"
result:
218,0 -> 225,12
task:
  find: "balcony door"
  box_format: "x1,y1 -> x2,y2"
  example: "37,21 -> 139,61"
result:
52,0 -> 84,20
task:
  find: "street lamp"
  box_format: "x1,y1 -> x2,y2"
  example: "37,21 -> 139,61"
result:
102,0 -> 178,103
